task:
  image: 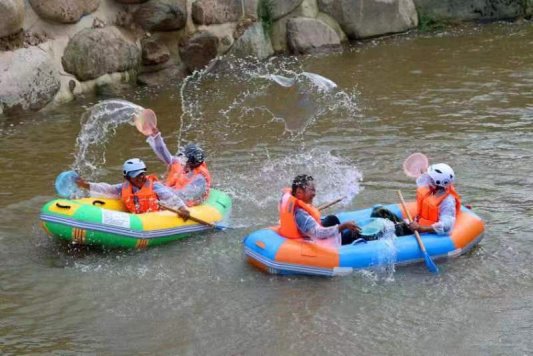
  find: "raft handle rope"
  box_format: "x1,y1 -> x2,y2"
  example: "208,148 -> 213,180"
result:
92,200 -> 106,206
55,202 -> 71,210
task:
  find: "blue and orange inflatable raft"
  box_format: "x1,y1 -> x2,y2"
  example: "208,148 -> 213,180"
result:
243,201 -> 484,276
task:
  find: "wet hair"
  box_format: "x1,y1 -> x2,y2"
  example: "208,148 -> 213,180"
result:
291,174 -> 314,195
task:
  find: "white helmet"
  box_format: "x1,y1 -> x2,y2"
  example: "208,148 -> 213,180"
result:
123,158 -> 146,178
427,163 -> 455,188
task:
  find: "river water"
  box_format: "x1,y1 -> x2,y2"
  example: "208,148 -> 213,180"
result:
1,22 -> 532,354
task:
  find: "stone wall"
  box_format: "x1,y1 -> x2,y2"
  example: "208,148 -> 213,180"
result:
0,0 -> 530,115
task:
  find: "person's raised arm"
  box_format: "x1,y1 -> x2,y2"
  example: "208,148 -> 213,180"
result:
146,129 -> 174,166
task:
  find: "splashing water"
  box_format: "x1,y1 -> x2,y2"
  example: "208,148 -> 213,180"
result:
216,148 -> 363,228
175,57 -> 359,142
72,99 -> 144,178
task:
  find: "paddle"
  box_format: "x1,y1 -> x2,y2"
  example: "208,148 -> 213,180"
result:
159,203 -> 229,231
317,196 -> 345,211
397,190 -> 439,274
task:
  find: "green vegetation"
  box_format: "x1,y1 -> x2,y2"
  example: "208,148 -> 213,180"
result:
258,0 -> 274,35
417,12 -> 447,32
524,0 -> 533,18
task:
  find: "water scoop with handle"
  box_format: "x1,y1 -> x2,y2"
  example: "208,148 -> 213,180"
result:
133,108 -> 158,136
403,152 -> 429,178
54,170 -> 82,198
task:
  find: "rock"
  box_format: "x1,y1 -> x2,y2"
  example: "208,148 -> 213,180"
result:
0,30 -> 23,51
270,0 -> 319,52
234,17 -> 255,39
0,0 -> 24,38
137,65 -> 186,86
318,0 -> 418,39
270,0 -> 304,20
62,27 -> 140,81
191,0 -> 242,25
229,22 -> 274,59
133,0 -> 187,32
316,11 -> 347,42
413,0 -> 525,22
0,47 -> 60,115
287,17 -> 340,54
141,38 -> 170,65
29,0 -> 100,24
179,31 -> 219,72
244,0 -> 259,18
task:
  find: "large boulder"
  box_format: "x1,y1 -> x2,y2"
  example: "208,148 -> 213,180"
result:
179,31 -> 219,72
229,22 -> 274,59
133,0 -> 187,32
287,17 -> 340,54
0,0 -> 24,38
141,38 -> 170,66
28,0 -> 99,24
62,27 -> 140,81
270,0 -> 319,52
179,31 -> 220,72
318,0 -> 418,39
413,0 -> 525,22
0,47 -> 60,115
191,0 -> 242,25
270,0 -> 304,20
316,12 -> 347,42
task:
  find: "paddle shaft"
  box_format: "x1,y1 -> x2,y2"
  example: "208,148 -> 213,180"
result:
159,203 -> 216,228
397,190 -> 428,254
318,196 -> 345,211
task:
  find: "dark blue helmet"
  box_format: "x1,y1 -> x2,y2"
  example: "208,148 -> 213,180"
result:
183,143 -> 205,167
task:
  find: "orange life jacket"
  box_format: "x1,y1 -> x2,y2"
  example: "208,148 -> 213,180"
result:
165,162 -> 211,206
416,184 -> 461,227
121,175 -> 160,214
277,189 -> 321,239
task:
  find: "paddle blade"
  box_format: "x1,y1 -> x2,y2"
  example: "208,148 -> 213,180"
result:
403,153 -> 429,178
55,170 -> 81,198
134,108 -> 157,136
423,252 -> 440,274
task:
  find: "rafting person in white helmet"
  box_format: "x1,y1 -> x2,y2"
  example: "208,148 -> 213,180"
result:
372,163 -> 462,236
75,158 -> 190,218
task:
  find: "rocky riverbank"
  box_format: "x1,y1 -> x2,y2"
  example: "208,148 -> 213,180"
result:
0,0 -> 531,116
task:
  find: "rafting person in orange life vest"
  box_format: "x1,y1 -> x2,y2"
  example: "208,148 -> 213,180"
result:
372,163 -> 461,236
145,128 -> 211,207
75,158 -> 191,218
277,174 -> 363,245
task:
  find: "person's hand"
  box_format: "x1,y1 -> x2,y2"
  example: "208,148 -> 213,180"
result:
408,221 -> 420,231
76,177 -> 90,189
338,221 -> 361,233
150,127 -> 159,137
177,206 -> 190,221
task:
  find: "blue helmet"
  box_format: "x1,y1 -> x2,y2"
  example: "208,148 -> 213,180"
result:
123,158 -> 147,178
